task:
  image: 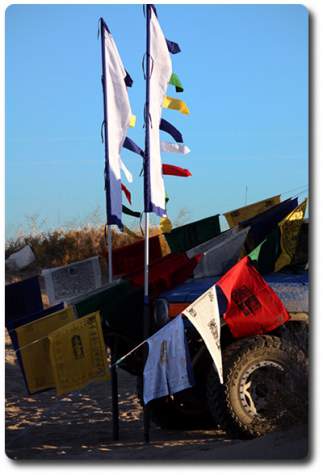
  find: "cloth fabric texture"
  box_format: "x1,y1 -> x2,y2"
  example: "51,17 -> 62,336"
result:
248,227 -> 281,275
144,6 -> 171,216
217,257 -> 290,339
159,119 -> 184,143
188,227 -> 250,278
127,252 -> 202,299
5,276 -> 43,328
49,312 -> 110,396
162,96 -> 190,115
164,214 -> 221,253
169,73 -> 184,92
275,199 -> 307,272
160,141 -> 190,154
224,195 -> 281,228
143,316 -> 193,404
162,164 -> 191,177
240,198 -> 299,254
15,307 -> 76,393
112,234 -> 171,276
102,21 -> 133,229
183,286 -> 223,383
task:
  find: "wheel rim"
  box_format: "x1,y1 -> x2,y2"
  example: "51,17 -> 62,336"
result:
239,360 -> 286,420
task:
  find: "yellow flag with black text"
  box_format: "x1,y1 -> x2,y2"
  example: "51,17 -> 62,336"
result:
224,195 -> 281,228
275,199 -> 307,272
48,312 -> 110,396
15,307 -> 75,393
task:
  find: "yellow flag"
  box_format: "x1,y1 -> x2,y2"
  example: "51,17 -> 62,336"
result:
129,114 -> 136,128
275,199 -> 307,272
224,195 -> 281,228
159,216 -> 173,234
48,312 -> 110,396
158,233 -> 171,256
162,96 -> 190,115
16,307 -> 75,393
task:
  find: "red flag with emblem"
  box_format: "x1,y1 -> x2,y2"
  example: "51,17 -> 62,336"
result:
217,256 -> 290,338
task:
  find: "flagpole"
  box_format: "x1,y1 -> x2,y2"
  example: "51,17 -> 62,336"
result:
100,17 -> 119,441
143,3 -> 152,444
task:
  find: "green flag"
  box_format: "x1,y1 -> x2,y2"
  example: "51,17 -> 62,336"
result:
169,73 -> 184,93
248,226 -> 281,275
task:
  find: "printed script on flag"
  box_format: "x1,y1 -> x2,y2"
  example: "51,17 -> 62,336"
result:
182,286 -> 223,383
49,312 -> 110,396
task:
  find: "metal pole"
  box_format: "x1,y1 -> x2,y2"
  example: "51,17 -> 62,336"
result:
100,17 -> 119,441
107,224 -> 113,284
143,4 -> 151,444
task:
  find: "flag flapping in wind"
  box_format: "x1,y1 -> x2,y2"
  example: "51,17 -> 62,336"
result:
101,19 -> 133,229
144,6 -> 172,216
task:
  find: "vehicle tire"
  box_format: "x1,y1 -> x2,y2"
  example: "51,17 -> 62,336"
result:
206,335 -> 308,438
137,376 -> 212,430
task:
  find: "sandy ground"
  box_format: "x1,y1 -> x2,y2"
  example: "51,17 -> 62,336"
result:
5,331 -> 308,462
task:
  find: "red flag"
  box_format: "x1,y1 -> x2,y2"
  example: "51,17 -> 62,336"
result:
112,235 -> 165,276
217,256 -> 290,338
162,164 -> 192,177
121,183 -> 132,204
128,252 -> 202,298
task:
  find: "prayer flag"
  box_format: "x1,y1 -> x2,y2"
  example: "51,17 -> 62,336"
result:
240,197 -> 299,254
162,164 -> 192,177
248,227 -> 281,275
112,234 -> 171,276
217,257 -> 290,339
15,307 -> 76,393
101,19 -> 133,229
166,39 -> 181,54
165,214 -> 221,253
183,286 -> 223,383
123,137 -> 145,158
120,159 -> 133,183
275,199 -> 307,272
188,227 -> 250,278
143,316 -> 193,404
121,183 -> 132,205
162,96 -> 190,115
49,312 -> 110,396
122,205 -> 141,218
169,73 -> 184,92
160,119 -> 184,143
160,141 -> 190,154
160,216 -> 173,234
144,6 -> 172,216
5,276 -> 43,328
224,195 -> 281,228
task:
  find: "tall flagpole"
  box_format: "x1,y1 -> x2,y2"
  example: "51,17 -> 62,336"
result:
143,4 -> 151,444
100,17 -> 119,441
100,19 -> 113,284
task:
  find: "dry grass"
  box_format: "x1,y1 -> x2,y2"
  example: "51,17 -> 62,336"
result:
5,224 -> 162,283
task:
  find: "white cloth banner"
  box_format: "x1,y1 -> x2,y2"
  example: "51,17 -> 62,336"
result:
103,25 -> 132,227
160,141 -> 190,155
143,316 -> 193,404
187,227 -> 250,278
146,8 -> 172,216
120,159 -> 133,183
183,286 -> 223,384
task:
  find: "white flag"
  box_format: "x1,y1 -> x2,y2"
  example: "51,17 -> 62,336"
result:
120,159 -> 133,183
187,227 -> 250,278
183,286 -> 223,384
102,21 -> 132,228
160,141 -> 190,155
145,7 -> 172,216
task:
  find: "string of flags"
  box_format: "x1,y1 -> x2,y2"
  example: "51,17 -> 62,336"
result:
5,4 -> 308,445
5,192 -> 307,399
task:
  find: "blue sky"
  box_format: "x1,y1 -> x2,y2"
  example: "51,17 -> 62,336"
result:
5,4 -> 308,239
